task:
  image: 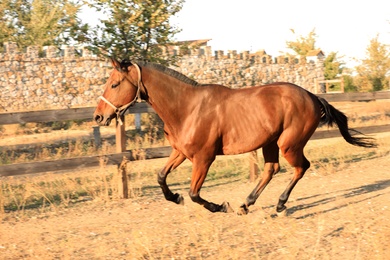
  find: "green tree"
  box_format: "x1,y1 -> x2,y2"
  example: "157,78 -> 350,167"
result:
324,52 -> 342,80
286,28 -> 317,56
324,52 -> 343,91
342,74 -> 358,93
0,0 -> 88,51
355,35 -> 390,91
85,0 -> 184,65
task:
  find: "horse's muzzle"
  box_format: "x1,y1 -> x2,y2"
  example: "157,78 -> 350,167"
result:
94,114 -> 103,124
94,114 -> 113,126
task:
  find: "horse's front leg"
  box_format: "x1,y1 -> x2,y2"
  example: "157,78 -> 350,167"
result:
189,157 -> 234,213
157,149 -> 186,204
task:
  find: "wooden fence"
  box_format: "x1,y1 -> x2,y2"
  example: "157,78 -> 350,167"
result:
2,91 -> 389,126
1,91 -> 390,179
316,78 -> 344,93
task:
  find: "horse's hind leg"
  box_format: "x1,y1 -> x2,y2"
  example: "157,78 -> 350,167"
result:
277,146 -> 310,213
158,149 -> 186,204
238,141 -> 280,215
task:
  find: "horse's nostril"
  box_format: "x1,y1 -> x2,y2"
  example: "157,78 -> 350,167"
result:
95,114 -> 103,123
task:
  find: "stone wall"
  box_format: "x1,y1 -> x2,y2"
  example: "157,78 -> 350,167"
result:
178,47 -> 324,91
0,42 -> 324,112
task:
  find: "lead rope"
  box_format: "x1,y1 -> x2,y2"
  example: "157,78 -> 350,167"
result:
98,63 -> 143,126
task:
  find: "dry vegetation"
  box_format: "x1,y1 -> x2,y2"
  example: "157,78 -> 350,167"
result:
0,113 -> 166,165
0,100 -> 389,259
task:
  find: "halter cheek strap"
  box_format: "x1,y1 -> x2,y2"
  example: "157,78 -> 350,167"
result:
98,63 -> 143,126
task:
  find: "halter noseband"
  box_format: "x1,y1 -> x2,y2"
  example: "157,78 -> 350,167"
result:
98,63 -> 143,125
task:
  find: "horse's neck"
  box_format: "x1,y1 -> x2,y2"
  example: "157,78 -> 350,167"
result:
145,74 -> 197,126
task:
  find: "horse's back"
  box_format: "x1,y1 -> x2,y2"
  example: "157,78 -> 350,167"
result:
217,82 -> 321,155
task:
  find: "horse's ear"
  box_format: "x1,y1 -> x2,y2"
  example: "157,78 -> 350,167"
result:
110,57 -> 122,72
120,59 -> 133,72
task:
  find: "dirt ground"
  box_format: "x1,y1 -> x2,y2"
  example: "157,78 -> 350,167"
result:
1,151 -> 389,259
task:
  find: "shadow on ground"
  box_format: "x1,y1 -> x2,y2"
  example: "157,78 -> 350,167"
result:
283,179 -> 390,219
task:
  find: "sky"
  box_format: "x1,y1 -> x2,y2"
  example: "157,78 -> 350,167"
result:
169,0 -> 390,67
81,0 -> 390,68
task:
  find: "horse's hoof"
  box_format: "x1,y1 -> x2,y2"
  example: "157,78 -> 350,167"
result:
237,204 -> 249,215
276,205 -> 286,213
174,193 -> 184,205
221,201 -> 234,213
276,210 -> 287,217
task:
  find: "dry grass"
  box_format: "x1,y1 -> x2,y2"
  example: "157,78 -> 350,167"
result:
0,113 -> 167,165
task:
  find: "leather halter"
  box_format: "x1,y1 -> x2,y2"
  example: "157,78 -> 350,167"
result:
98,63 -> 143,125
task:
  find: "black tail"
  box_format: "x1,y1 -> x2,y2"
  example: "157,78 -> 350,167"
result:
317,97 -> 377,148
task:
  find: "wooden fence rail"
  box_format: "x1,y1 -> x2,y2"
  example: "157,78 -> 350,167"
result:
1,91 -> 389,180
0,146 -> 173,177
1,124 -> 389,178
0,102 -> 154,125
318,91 -> 390,102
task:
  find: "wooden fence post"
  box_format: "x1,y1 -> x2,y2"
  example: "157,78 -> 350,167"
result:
116,116 -> 128,199
249,150 -> 259,182
117,156 -> 129,199
92,125 -> 102,149
116,115 -> 126,153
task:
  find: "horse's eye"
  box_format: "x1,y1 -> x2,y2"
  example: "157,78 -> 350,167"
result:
112,83 -> 120,88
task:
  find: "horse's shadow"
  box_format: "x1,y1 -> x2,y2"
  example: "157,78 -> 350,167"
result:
278,179 -> 390,219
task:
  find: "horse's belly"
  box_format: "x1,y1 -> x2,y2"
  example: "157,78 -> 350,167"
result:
221,131 -> 273,155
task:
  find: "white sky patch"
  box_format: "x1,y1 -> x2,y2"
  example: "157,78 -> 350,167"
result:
80,0 -> 390,68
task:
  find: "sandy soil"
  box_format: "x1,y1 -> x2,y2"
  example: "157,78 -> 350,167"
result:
1,153 -> 389,259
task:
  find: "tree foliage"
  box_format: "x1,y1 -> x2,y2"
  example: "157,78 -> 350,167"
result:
286,28 -> 317,56
0,0 -> 88,50
324,52 -> 342,80
85,0 -> 184,65
342,74 -> 358,92
355,35 -> 390,91
1,0 -> 183,65
323,52 -> 344,91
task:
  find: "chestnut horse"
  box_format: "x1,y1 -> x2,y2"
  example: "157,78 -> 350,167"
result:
94,58 -> 376,214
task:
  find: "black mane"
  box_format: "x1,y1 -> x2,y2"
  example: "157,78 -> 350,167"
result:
132,60 -> 202,87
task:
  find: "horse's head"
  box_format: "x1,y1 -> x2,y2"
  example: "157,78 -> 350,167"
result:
94,58 -> 142,126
